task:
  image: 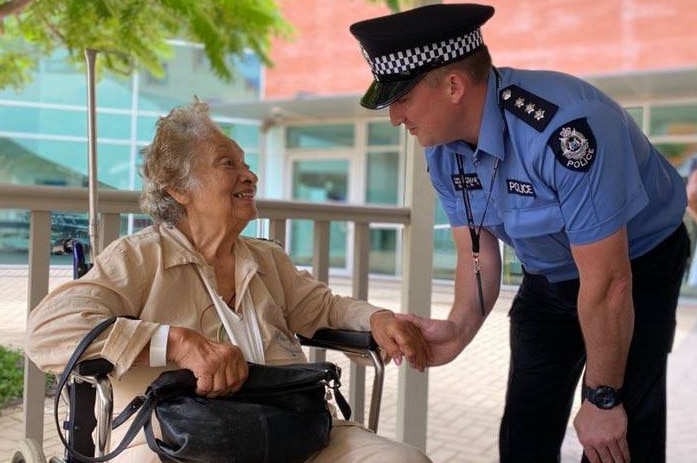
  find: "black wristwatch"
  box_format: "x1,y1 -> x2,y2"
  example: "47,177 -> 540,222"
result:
582,384 -> 623,410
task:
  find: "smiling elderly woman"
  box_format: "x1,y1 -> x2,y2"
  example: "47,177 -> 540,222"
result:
25,98 -> 432,463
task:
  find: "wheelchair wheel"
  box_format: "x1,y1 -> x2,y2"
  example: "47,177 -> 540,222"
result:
10,438 -> 46,463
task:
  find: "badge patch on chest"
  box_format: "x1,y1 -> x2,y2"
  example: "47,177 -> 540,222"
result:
548,118 -> 596,172
507,179 -> 536,197
451,173 -> 483,191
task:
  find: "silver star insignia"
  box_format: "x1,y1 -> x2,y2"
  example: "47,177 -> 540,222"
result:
515,97 -> 525,108
525,103 -> 535,114
534,109 -> 545,120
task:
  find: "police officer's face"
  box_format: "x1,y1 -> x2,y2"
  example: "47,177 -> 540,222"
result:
388,75 -> 468,147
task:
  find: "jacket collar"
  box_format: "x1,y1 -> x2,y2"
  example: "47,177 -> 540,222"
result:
159,224 -> 262,296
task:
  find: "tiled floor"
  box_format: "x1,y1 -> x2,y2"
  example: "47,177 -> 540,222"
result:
2,265 -> 696,462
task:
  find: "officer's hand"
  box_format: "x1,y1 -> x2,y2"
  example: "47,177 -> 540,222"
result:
167,326 -> 248,397
395,313 -> 462,366
369,310 -> 431,371
574,400 -> 630,463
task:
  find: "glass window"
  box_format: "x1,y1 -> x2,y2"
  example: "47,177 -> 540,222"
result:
502,244 -> 523,285
286,124 -> 353,148
625,107 -> 643,128
219,123 -> 259,150
289,159 -> 349,267
95,112 -> 133,140
97,144 -> 140,190
656,142 -> 697,175
433,226 -> 456,280
137,115 -> 160,141
368,121 -> 401,146
0,105 -> 85,135
0,138 -> 88,186
649,104 -> 697,137
366,151 -> 399,205
369,228 -> 397,275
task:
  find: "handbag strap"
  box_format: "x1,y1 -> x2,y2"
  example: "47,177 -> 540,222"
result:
53,317 -> 352,461
54,316 -> 157,463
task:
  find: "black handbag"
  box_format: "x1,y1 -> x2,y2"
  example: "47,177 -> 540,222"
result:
54,317 -> 351,463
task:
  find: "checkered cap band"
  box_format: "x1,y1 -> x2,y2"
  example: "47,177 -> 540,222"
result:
365,29 -> 483,80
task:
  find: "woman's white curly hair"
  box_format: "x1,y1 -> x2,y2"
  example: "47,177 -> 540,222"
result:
139,97 -> 223,226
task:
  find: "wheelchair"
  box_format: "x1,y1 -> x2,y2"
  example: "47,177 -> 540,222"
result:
12,239 -> 385,463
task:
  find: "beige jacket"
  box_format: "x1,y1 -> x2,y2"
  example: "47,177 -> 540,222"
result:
26,224 -> 382,410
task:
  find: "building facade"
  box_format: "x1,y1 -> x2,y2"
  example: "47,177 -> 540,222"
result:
1,0 -> 696,290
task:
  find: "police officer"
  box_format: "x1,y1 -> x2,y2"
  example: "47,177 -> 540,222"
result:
350,4 -> 689,463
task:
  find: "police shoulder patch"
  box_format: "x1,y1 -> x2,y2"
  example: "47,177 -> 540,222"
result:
547,118 -> 597,172
499,85 -> 558,132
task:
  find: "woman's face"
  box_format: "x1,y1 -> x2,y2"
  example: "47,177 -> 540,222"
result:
179,130 -> 259,233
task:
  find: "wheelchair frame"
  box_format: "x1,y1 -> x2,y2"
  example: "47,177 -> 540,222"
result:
14,239 -> 385,462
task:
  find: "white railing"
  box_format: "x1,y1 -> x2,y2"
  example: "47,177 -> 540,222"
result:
0,182 -> 434,450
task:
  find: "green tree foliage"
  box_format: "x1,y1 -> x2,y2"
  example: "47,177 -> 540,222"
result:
0,0 -> 292,90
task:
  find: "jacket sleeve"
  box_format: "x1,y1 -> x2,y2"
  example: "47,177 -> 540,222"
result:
265,244 -> 386,337
24,240 -> 160,379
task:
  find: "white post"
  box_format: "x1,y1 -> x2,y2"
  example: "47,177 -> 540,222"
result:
397,134 -> 434,449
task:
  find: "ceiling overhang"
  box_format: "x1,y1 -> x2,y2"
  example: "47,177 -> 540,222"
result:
210,67 -> 697,123
583,66 -> 697,104
209,93 -> 386,125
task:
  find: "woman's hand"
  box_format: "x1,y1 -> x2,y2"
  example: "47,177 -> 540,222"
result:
395,314 -> 462,366
167,326 -> 248,397
369,310 -> 431,371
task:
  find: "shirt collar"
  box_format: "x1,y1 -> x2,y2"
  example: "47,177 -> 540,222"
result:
159,225 -> 261,279
474,69 -> 507,161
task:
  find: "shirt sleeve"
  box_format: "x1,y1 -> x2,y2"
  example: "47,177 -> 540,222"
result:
546,105 -> 649,245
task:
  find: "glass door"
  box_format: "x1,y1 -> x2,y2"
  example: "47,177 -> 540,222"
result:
289,158 -> 350,269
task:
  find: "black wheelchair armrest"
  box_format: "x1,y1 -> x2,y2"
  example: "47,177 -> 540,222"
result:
75,358 -> 114,376
296,328 -> 379,351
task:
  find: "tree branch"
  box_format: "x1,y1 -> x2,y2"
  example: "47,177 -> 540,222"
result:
0,0 -> 34,20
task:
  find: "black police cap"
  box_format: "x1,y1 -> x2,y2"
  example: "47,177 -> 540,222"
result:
350,3 -> 494,109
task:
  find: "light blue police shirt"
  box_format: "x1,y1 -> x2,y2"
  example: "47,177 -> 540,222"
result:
426,67 -> 686,282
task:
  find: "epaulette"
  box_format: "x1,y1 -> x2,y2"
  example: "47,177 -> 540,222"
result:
499,85 -> 558,132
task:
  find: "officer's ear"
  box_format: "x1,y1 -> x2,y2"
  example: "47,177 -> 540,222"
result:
445,70 -> 469,103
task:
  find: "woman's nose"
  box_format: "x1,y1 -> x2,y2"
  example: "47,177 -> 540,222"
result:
241,169 -> 258,184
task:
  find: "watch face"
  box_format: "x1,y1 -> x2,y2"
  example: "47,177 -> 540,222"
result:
587,385 -> 621,409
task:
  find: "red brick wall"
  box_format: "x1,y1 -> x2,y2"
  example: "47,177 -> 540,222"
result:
264,0 -> 697,99
264,0 -> 391,98
485,0 -> 697,74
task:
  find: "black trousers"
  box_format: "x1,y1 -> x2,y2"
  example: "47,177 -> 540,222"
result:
499,224 -> 689,463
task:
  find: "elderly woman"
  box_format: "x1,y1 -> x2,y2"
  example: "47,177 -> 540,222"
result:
25,99 -> 432,463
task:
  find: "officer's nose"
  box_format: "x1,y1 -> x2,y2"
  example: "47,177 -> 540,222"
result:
389,104 -> 404,127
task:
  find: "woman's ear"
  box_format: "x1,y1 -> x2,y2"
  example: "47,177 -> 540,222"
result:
165,187 -> 189,205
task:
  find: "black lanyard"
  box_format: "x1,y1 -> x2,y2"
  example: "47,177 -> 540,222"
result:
455,67 -> 506,317
455,153 -> 499,316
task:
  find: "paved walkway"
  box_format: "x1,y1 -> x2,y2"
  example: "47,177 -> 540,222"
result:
1,265 -> 696,462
